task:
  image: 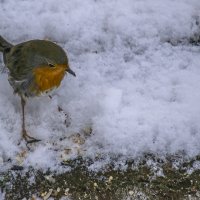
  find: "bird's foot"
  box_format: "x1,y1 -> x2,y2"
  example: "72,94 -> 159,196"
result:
22,129 -> 41,144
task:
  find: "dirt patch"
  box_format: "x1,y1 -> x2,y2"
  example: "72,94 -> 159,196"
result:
1,155 -> 200,200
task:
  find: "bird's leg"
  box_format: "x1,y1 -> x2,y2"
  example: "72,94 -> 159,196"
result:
21,96 -> 41,143
21,97 -> 26,134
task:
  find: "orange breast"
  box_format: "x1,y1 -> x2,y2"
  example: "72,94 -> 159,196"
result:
33,64 -> 66,95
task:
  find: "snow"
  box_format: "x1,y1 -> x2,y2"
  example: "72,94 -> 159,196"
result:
0,0 -> 200,171
0,192 -> 5,200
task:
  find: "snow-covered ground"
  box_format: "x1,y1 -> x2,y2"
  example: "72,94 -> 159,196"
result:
0,0 -> 200,171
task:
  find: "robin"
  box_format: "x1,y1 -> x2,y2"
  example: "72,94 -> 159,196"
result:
0,35 -> 76,143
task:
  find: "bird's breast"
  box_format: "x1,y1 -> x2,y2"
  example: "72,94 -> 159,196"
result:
32,65 -> 66,95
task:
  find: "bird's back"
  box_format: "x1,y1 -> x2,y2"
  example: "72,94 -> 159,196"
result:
5,40 -> 68,80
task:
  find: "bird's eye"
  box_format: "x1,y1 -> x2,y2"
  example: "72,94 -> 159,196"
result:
48,63 -> 55,68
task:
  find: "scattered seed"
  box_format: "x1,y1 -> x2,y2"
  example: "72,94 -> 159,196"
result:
108,176 -> 113,183
43,189 -> 53,200
65,188 -> 70,196
129,190 -> 134,195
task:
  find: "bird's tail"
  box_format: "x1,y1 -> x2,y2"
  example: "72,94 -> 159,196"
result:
0,35 -> 13,52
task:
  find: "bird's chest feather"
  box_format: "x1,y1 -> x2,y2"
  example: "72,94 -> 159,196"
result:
32,66 -> 65,95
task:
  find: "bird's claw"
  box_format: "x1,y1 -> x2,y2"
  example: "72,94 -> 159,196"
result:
22,129 -> 41,144
26,138 -> 41,144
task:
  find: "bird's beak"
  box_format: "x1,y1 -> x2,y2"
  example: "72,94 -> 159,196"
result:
67,68 -> 76,77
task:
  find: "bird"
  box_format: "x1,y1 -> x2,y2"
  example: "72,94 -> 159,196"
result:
0,35 -> 76,143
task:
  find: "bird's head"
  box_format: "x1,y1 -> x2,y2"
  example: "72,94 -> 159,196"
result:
33,40 -> 76,78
